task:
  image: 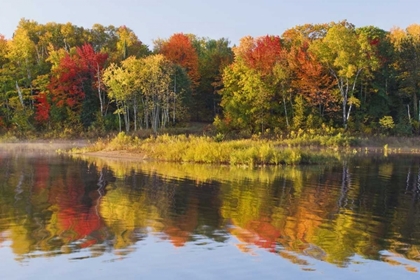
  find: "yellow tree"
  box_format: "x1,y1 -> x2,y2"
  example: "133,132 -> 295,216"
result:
5,22 -> 40,131
390,24 -> 420,123
310,21 -> 380,128
116,26 -> 149,60
7,24 -> 37,104
103,57 -> 141,132
137,54 -> 175,132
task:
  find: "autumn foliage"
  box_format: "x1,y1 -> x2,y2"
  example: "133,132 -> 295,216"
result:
34,92 -> 50,123
242,35 -> 284,75
160,33 -> 200,87
38,44 -> 108,127
49,44 -> 108,108
1,19 -> 420,135
288,41 -> 338,114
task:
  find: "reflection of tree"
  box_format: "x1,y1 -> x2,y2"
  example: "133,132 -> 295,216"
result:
0,153 -> 420,271
0,155 -> 115,258
217,157 -> 420,269
164,196 -> 199,247
99,169 -> 227,250
45,161 -> 110,250
338,162 -> 351,208
387,161 -> 420,264
100,188 -> 149,251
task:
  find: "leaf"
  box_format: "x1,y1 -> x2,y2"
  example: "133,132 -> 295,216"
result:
348,96 -> 361,108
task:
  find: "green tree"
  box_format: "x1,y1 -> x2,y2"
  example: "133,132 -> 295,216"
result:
220,60 -> 274,132
219,36 -> 290,133
354,26 -> 395,132
88,24 -> 118,54
192,37 -> 233,121
0,35 -> 12,127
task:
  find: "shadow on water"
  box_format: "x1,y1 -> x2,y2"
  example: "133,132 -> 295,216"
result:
0,147 -> 419,273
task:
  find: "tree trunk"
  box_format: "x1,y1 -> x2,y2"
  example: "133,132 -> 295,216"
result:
124,104 -> 130,132
16,81 -> 25,108
408,104 -> 412,123
117,104 -> 122,132
133,96 -> 138,131
97,63 -> 104,116
282,95 -> 289,128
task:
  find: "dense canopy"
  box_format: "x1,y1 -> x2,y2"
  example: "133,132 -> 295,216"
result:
1,19 -> 420,136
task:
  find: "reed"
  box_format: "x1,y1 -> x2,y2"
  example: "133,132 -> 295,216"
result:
75,132 -> 342,166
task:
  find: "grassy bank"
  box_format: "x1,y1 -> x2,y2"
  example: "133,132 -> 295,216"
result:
72,132 -> 349,166
7,122 -> 420,166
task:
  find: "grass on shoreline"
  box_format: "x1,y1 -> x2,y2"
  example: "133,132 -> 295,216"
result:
71,132 -> 348,166
5,123 -> 420,166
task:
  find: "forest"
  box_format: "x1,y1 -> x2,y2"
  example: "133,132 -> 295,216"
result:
0,19 -> 420,138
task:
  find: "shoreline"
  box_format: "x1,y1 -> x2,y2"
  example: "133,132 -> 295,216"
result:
75,146 -> 420,166
82,150 -> 149,161
2,136 -> 420,164
0,140 -> 89,153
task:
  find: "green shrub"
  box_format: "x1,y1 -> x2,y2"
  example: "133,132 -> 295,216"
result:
214,132 -> 225,142
394,121 -> 412,136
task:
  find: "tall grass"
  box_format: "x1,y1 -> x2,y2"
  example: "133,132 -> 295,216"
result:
280,127 -> 358,147
75,132 -> 342,166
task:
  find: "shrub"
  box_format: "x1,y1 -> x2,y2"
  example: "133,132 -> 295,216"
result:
107,132 -> 139,150
379,116 -> 395,133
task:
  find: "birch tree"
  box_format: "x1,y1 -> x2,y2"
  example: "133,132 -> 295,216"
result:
103,58 -> 140,132
138,54 -> 175,133
310,22 -> 380,129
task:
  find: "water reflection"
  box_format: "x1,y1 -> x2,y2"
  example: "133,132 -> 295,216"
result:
0,150 -> 419,273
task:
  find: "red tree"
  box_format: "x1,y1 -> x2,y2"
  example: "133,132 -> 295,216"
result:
47,44 -> 108,127
34,92 -> 50,123
242,35 -> 285,76
288,41 -> 338,114
160,33 -> 200,87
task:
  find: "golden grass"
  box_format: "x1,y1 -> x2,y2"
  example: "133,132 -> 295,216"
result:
73,132 -> 343,166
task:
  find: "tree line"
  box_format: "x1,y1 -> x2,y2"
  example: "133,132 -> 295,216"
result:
0,19 -> 419,136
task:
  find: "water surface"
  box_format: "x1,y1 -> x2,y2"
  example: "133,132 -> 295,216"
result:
0,146 -> 419,279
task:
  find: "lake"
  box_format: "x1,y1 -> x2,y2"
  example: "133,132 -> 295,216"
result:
0,144 -> 419,279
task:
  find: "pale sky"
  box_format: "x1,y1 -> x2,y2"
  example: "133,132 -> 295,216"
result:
0,0 -> 419,48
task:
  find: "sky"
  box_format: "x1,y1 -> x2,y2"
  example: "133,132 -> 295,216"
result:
0,0 -> 419,48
